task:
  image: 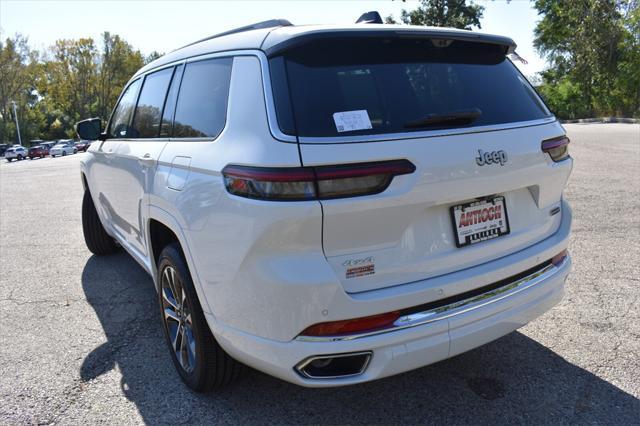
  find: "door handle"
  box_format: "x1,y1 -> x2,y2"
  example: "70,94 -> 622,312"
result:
138,153 -> 154,166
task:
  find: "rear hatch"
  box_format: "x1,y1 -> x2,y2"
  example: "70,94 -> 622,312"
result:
267,32 -> 572,293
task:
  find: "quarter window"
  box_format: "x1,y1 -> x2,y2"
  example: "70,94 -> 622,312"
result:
132,67 -> 174,138
108,79 -> 142,139
173,58 -> 232,138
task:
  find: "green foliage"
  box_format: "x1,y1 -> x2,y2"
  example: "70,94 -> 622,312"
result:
534,0 -> 639,118
385,0 -> 485,29
0,32 -> 147,144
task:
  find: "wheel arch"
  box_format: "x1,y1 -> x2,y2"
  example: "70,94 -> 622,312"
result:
146,207 -> 211,313
80,172 -> 88,191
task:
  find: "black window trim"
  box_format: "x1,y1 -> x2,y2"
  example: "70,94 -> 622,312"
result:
160,63 -> 185,139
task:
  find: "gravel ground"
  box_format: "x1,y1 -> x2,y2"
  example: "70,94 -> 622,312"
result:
0,123 -> 638,425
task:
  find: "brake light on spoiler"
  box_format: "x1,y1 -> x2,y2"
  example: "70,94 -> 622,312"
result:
222,160 -> 415,201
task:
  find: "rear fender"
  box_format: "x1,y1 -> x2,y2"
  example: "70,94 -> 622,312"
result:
147,206 -> 213,315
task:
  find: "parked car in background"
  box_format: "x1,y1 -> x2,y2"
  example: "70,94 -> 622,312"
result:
28,145 -> 48,159
75,140 -> 92,152
41,141 -> 56,151
0,144 -> 9,157
5,145 -> 28,161
50,142 -> 77,157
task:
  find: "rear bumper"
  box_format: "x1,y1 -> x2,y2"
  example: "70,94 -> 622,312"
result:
209,255 -> 570,387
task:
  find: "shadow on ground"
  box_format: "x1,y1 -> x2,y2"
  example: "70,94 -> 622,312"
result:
79,253 -> 639,424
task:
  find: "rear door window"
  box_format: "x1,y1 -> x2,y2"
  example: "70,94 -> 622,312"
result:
269,37 -> 551,138
108,79 -> 142,139
173,58 -> 232,138
159,64 -> 184,138
131,67 -> 174,138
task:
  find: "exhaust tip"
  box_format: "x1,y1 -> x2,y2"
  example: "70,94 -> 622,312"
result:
295,351 -> 372,379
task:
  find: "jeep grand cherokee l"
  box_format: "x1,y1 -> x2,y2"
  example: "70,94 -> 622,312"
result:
76,18 -> 572,391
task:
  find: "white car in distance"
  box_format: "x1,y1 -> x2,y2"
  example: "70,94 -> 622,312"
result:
50,142 -> 77,157
4,145 -> 28,162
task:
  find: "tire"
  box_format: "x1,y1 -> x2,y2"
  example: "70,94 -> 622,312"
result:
158,243 -> 242,391
6,158 -> 12,162
17,155 -> 23,160
73,149 -> 77,154
82,190 -> 118,255
62,151 -> 67,156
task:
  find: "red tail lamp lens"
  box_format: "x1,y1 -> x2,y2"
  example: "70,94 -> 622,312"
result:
542,136 -> 570,162
552,249 -> 568,266
222,160 -> 415,201
300,311 -> 401,337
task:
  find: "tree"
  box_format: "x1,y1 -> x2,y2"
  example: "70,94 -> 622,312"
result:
43,38 -> 98,124
0,34 -> 42,143
96,32 -> 144,121
534,0 -> 639,118
385,0 -> 485,30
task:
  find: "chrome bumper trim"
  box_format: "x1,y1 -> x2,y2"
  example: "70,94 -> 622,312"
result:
296,258 -> 567,343
294,351 -> 373,379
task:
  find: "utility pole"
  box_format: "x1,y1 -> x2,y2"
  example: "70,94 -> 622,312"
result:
11,100 -> 22,146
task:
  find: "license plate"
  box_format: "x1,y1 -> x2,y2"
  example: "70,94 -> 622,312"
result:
450,196 -> 510,248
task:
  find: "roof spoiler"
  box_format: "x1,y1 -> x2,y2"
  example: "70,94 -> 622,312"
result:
265,30 -> 517,57
178,19 -> 293,50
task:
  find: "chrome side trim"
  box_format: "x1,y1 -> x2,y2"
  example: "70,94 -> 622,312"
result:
295,351 -> 373,379
295,259 -> 566,343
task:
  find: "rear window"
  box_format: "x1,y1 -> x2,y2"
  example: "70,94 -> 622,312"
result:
269,37 -> 551,138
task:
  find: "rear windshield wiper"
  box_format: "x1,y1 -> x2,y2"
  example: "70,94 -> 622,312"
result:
404,108 -> 482,129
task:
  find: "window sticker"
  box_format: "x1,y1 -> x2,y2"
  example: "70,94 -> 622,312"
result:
332,110 -> 372,133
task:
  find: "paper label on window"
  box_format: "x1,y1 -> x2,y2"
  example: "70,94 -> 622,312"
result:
332,110 -> 372,133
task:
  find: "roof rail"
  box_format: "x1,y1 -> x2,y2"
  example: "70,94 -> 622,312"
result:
179,19 -> 293,50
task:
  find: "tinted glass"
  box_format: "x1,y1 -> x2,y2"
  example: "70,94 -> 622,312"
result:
160,64 -> 184,137
131,67 -> 174,138
173,58 -> 232,138
108,79 -> 141,138
270,37 -> 551,137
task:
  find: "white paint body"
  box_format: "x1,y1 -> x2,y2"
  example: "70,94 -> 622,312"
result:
80,25 -> 572,387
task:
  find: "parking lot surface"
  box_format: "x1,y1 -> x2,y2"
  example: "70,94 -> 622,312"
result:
1,123 -> 639,424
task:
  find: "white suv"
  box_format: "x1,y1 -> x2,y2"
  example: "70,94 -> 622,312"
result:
77,18 -> 572,391
5,145 -> 28,161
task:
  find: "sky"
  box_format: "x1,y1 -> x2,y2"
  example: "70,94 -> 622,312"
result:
0,0 -> 546,77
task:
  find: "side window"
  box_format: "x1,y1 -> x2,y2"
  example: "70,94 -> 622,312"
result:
108,79 -> 141,138
159,64 -> 184,138
173,58 -> 232,138
131,67 -> 174,138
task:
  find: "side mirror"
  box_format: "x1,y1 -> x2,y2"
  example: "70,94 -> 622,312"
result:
76,118 -> 104,141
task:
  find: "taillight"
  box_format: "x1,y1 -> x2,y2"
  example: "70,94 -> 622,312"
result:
542,136 -> 570,162
300,311 -> 401,337
222,160 -> 415,201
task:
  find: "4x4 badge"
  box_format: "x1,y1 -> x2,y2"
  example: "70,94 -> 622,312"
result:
476,149 -> 508,166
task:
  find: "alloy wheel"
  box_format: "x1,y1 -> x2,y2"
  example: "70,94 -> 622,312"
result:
161,265 -> 197,373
